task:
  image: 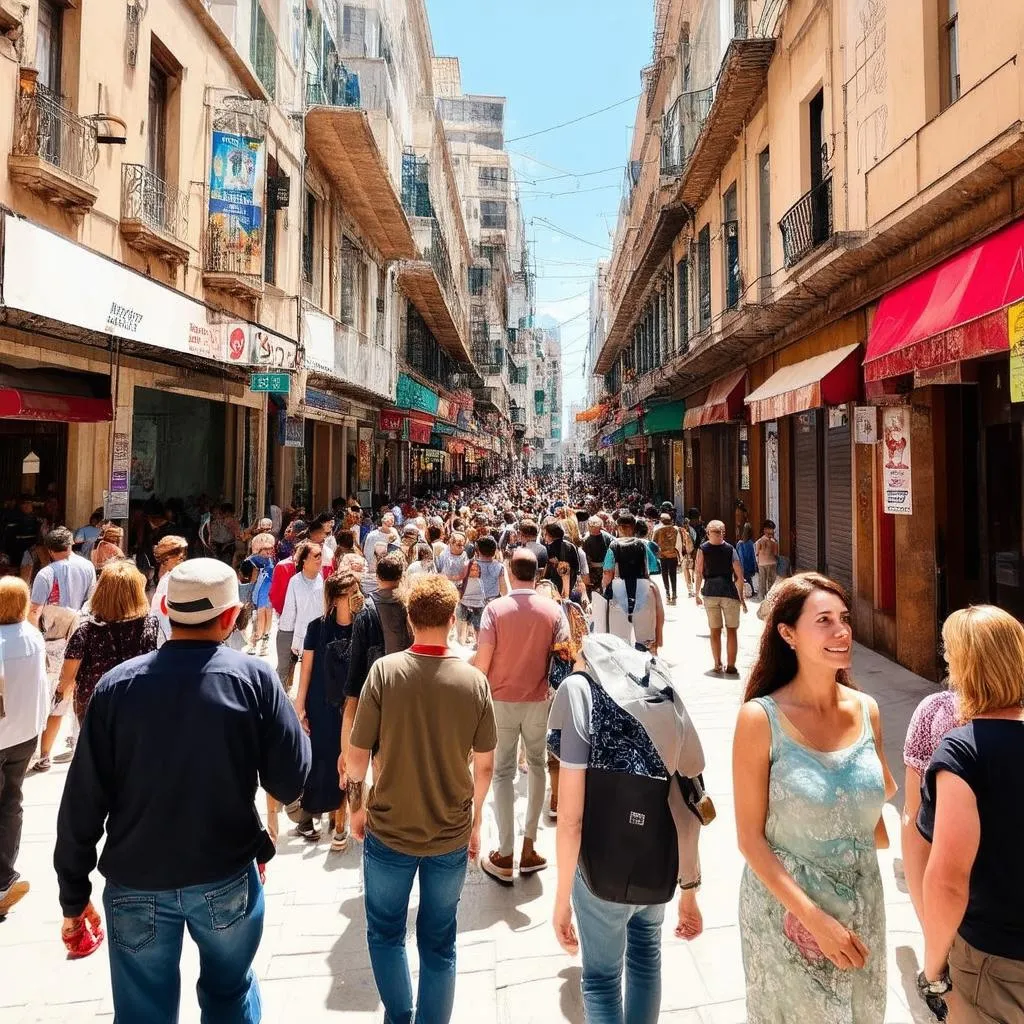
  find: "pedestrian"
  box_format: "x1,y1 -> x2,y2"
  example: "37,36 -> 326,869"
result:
474,549 -> 567,883
737,523 -> 758,595
405,542 -> 435,579
292,571 -> 364,850
456,534 -> 506,646
149,534 -> 189,645
652,512 -> 683,604
90,522 -> 125,571
733,572 -> 896,1024
0,577 -> 48,917
280,540 -> 327,691
542,520 -> 580,594
240,533 -> 275,656
436,531 -> 469,592
679,515 -> 697,598
549,634 -> 706,1022
600,512 -> 659,587
362,512 -> 399,581
58,560 -> 160,726
54,558 -> 311,1022
917,605 -> 1024,1022
345,575 -> 497,1024
581,515 -> 613,593
694,520 -> 747,676
72,509 -> 103,558
755,520 -> 779,599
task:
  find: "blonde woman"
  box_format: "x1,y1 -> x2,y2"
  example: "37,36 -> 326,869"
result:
59,561 -> 159,726
149,535 -> 189,645
918,606 -> 1024,1021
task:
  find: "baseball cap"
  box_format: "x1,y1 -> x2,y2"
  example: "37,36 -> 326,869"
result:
165,558 -> 240,625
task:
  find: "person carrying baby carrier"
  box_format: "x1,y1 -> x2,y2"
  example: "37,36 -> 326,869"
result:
547,633 -> 713,1023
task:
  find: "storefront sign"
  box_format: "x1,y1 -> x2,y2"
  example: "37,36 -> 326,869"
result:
358,427 -> 373,489
457,407 -> 472,430
882,407 -> 913,515
433,420 -> 457,436
250,372 -> 290,393
2,215 -> 298,369
739,426 -> 750,492
1010,301 -> 1024,403
854,407 -> 878,445
208,131 -> 266,278
110,432 -> 130,493
407,415 -> 435,445
303,388 -> 346,415
420,449 -> 444,465
396,373 -> 439,416
765,422 -> 779,527
279,412 -> 304,447
268,175 -> 291,210
378,409 -> 404,433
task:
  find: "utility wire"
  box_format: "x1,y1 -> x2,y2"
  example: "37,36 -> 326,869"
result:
506,93 -> 642,144
518,183 -> 621,200
533,217 -> 611,252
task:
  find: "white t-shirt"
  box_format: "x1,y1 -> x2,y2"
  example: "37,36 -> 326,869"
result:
30,552 -> 96,611
0,621 -> 49,748
281,571 -> 325,654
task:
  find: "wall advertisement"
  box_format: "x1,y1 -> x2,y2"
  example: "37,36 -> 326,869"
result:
208,131 -> 266,278
764,422 -> 780,527
882,406 -> 913,515
1009,301 -> 1024,403
358,427 -> 373,490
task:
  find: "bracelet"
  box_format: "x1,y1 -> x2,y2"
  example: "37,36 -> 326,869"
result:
917,970 -> 952,996
678,877 -> 701,891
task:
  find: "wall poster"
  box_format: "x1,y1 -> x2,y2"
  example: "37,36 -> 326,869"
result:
765,421 -> 780,527
358,427 -> 373,490
738,426 -> 750,492
882,406 -> 913,515
1009,301 -> 1024,403
208,131 -> 266,277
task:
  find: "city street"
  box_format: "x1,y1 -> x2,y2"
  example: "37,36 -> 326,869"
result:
5,589 -> 941,1024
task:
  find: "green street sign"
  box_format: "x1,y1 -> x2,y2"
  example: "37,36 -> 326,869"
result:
250,372 -> 290,393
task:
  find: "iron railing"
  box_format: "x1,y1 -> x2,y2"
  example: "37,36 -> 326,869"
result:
660,87 -> 714,176
250,7 -> 277,99
205,214 -> 263,281
779,175 -> 834,268
120,163 -> 189,242
422,217 -> 467,339
13,81 -> 98,185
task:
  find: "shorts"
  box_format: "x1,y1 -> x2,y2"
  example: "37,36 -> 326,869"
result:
457,603 -> 483,630
703,596 -> 741,630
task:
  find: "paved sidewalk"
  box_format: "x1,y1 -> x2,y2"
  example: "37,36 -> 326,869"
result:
3,591 -> 942,1023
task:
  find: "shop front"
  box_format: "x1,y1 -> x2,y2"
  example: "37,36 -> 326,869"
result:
642,399 -> 685,504
859,214 -> 1024,679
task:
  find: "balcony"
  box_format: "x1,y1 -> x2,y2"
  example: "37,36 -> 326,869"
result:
398,215 -> 471,364
9,81 -> 99,212
780,176 -> 834,268
302,306 -> 393,402
119,164 -> 190,265
203,217 -> 264,302
660,88 -> 713,178
305,66 -> 415,262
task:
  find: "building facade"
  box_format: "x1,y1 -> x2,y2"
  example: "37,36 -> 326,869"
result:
590,0 -> 1024,679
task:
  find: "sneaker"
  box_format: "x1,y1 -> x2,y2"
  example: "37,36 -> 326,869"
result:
481,851 -> 514,885
519,849 -> 548,875
0,880 -> 29,917
330,828 -> 350,852
29,756 -> 50,774
294,820 -> 321,843
259,635 -> 270,656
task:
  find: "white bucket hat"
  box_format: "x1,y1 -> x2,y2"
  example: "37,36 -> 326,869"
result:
165,558 -> 240,625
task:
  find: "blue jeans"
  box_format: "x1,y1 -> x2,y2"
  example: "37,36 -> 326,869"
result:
573,870 -> 664,1024
102,863 -> 264,1024
363,830 -> 469,1024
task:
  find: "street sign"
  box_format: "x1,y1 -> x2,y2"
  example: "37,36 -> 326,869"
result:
250,372 -> 290,393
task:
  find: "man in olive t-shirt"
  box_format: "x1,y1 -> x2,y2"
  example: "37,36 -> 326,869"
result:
346,575 -> 496,1024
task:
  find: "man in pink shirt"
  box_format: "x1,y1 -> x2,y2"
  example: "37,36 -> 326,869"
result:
473,550 -> 567,883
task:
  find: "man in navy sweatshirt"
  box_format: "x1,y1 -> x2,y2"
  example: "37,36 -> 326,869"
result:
54,558 -> 310,1023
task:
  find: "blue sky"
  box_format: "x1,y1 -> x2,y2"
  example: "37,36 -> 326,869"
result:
429,0 -> 653,430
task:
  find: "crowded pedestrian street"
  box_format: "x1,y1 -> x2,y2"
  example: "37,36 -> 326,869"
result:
6,581 -> 939,1024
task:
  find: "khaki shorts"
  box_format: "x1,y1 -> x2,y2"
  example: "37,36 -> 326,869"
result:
949,933 -> 1024,1023
703,596 -> 741,630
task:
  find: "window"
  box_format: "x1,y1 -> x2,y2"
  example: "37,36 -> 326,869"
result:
339,237 -> 364,327
676,258 -> 689,351
302,191 -> 316,284
147,63 -> 168,181
264,154 -> 280,284
478,166 -> 508,190
723,184 -> 740,310
757,148 -> 771,299
36,0 -> 63,92
480,200 -> 507,229
697,225 -> 711,331
940,0 -> 960,109
468,266 -> 489,295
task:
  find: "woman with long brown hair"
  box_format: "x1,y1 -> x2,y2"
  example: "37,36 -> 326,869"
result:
733,572 -> 896,1024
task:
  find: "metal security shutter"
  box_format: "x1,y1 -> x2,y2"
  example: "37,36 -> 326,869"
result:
793,410 -> 822,574
825,411 -> 853,593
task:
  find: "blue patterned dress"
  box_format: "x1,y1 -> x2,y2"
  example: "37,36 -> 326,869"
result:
739,695 -> 887,1024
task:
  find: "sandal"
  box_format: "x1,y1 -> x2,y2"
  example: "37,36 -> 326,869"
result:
29,756 -> 51,773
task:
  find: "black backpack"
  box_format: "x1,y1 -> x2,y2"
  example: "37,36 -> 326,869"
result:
604,537 -> 649,620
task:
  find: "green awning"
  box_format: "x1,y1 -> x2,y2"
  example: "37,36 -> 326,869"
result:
609,427 -> 625,445
621,419 -> 640,439
643,399 -> 686,436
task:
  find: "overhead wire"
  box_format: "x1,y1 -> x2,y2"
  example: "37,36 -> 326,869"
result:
532,217 -> 611,252
505,93 -> 642,144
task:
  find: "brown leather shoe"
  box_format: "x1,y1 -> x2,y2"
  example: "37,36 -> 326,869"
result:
481,851 -> 514,884
519,849 -> 548,875
0,880 -> 29,917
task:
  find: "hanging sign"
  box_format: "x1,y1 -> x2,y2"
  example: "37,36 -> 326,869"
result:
21,451 -> 40,475
208,131 -> 266,277
110,432 -> 130,493
358,427 -> 373,489
1009,301 -> 1024,403
251,372 -> 290,393
882,406 -> 913,515
854,406 -> 878,444
279,411 -> 304,447
378,409 -> 404,433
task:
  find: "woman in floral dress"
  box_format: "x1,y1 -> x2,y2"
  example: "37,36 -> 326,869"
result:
733,573 -> 897,1024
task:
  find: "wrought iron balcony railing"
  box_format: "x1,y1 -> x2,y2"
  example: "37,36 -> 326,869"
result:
779,175 -> 834,268
121,163 -> 189,243
13,81 -> 97,185
660,87 -> 714,177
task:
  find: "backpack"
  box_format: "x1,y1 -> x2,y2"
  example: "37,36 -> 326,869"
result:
561,634 -> 708,906
604,537 -> 649,620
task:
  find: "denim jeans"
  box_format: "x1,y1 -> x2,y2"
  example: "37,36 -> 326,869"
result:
363,830 -> 468,1024
573,870 -> 664,1024
102,863 -> 264,1024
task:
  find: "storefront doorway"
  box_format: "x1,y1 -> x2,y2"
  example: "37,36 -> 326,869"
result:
0,420 -> 66,513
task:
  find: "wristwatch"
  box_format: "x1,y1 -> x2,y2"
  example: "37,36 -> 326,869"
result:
917,970 -> 952,997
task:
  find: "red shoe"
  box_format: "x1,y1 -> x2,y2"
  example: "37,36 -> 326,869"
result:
63,918 -> 104,960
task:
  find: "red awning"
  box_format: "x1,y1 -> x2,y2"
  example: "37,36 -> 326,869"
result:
865,216 -> 1024,382
745,344 -> 861,424
406,411 -> 435,445
683,367 -> 747,429
0,388 -> 113,422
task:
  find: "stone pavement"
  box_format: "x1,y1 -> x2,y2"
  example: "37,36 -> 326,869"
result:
3,589 -> 943,1023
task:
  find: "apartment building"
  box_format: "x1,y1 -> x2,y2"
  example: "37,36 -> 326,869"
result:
593,0 -> 1024,679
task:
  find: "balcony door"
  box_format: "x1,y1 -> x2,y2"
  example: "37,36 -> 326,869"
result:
808,89 -> 829,247
145,63 -> 169,229
35,0 -> 63,167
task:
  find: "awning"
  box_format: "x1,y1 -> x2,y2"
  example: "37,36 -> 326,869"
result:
621,419 -> 640,440
865,216 -> 1024,382
745,344 -> 861,424
406,411 -> 435,445
643,399 -> 686,436
683,367 -> 747,429
575,402 -> 607,423
0,389 -> 113,422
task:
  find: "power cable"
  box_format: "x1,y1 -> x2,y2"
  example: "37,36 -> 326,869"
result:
506,93 -> 642,144
518,183 -> 621,200
533,217 -> 611,252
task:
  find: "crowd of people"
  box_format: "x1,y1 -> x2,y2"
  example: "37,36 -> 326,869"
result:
0,471 -> 1019,1024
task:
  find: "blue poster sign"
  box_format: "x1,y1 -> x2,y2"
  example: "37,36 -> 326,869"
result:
208,131 -> 265,276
